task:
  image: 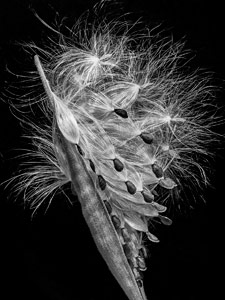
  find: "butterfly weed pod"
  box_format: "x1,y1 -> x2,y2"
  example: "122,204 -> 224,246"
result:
4,4 -> 223,300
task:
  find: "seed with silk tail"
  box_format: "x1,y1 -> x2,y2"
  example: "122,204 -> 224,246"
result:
89,159 -> 96,172
98,175 -> 106,190
152,163 -> 164,178
113,158 -> 124,172
111,215 -> 121,229
141,190 -> 154,202
126,181 -> 137,194
140,132 -> 154,144
114,108 -> 128,118
103,200 -> 112,214
76,144 -> 84,156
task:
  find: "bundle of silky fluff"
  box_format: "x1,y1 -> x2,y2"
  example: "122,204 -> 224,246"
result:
4,6 -> 223,299
8,10 -> 219,247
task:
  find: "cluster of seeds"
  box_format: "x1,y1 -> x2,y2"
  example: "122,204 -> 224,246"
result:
46,26 -> 189,258
110,213 -> 148,288
76,131 -> 172,287
8,10 -> 219,287
42,15 -> 218,278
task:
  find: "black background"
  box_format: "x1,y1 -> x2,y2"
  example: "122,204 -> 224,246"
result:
0,1 -> 224,300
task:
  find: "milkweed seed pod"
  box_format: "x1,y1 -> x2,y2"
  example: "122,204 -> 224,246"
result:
4,3 -> 223,300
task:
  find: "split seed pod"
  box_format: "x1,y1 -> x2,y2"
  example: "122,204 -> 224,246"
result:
5,4 -> 222,300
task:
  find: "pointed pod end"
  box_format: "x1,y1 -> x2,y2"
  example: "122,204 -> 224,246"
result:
56,101 -> 80,144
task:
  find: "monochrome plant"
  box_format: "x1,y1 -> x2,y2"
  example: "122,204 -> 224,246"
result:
2,2 -> 223,300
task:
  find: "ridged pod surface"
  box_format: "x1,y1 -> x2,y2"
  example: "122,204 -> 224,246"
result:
5,3 -> 222,300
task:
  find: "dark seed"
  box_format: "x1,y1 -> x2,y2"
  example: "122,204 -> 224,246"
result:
121,228 -> 131,243
113,158 -> 124,172
140,132 -> 154,144
137,279 -> 143,288
125,180 -> 136,194
141,190 -> 154,203
111,215 -> 121,229
76,144 -> 84,156
123,244 -> 132,258
89,159 -> 96,172
114,108 -> 128,118
152,163 -> 164,178
103,200 -> 112,214
98,175 -> 106,190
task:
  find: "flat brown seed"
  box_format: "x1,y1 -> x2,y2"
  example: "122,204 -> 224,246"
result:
140,132 -> 154,144
113,158 -> 124,172
141,190 -> 154,202
76,144 -> 84,156
89,159 -> 96,173
111,215 -> 121,229
98,175 -> 106,190
114,108 -> 128,118
152,163 -> 164,178
126,180 -> 137,194
103,200 -> 112,214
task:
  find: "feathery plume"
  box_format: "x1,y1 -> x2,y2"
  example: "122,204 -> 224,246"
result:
2,3 -> 223,300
